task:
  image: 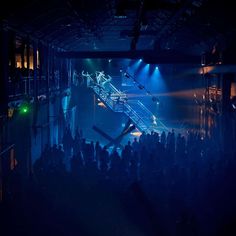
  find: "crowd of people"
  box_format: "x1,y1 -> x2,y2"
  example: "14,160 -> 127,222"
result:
32,127 -> 236,235
2,126 -> 236,236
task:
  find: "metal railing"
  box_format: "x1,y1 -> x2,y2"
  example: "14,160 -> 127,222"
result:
89,79 -> 165,133
8,77 -> 60,99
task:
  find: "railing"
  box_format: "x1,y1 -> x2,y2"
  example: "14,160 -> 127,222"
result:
8,77 -> 60,100
128,100 -> 169,132
123,103 -> 150,132
88,78 -> 165,133
91,82 -> 127,112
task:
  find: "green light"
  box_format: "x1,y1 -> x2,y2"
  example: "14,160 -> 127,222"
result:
22,107 -> 28,113
19,104 -> 30,114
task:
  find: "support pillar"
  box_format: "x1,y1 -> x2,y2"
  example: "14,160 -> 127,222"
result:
221,73 -> 233,153
45,46 -> 51,147
0,24 -> 9,116
0,24 -> 9,202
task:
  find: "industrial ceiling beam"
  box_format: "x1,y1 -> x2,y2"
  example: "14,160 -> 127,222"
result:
56,50 -> 200,64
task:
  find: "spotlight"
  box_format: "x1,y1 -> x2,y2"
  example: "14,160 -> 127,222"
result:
22,107 -> 28,113
19,103 -> 30,115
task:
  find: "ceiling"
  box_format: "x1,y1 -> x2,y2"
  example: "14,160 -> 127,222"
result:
1,0 -> 236,63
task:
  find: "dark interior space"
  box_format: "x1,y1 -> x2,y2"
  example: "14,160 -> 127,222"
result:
1,1 -> 236,236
